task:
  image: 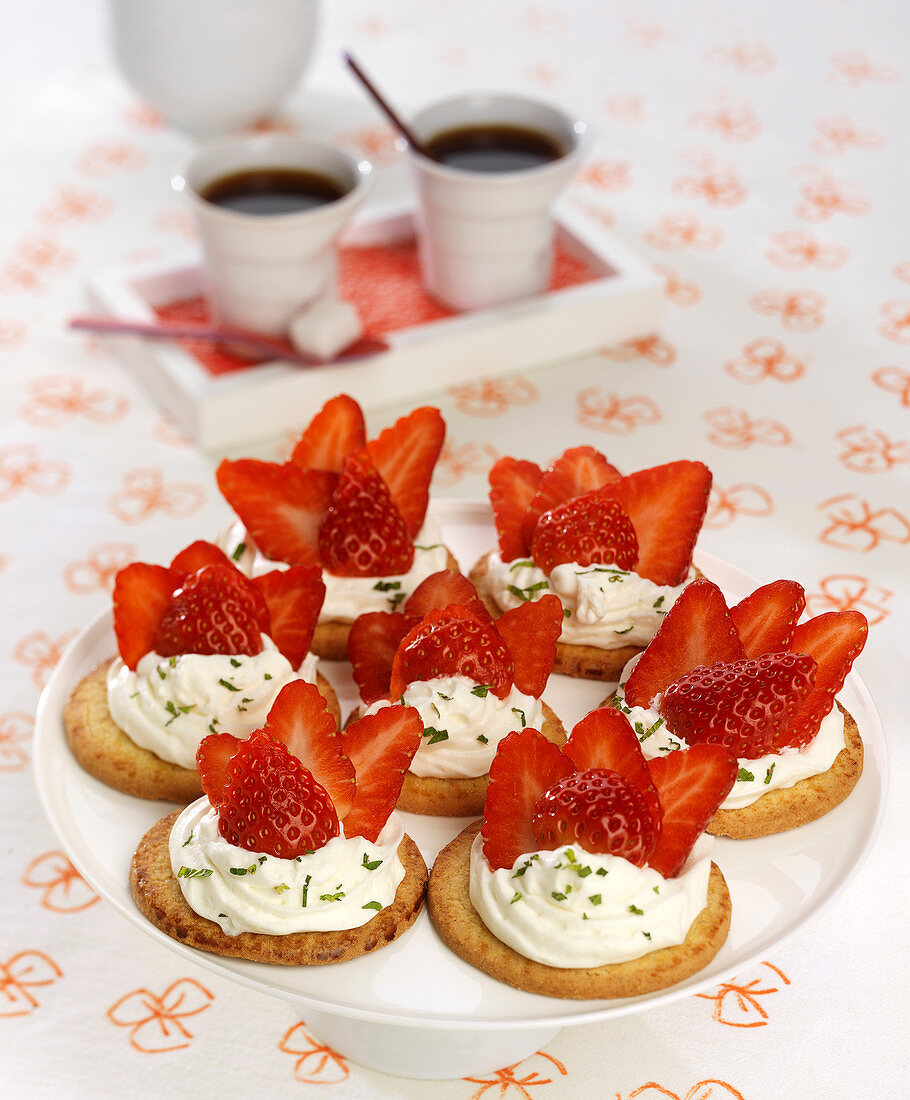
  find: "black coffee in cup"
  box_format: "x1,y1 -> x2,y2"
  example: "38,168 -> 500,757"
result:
424,123 -> 567,173
199,167 -> 348,215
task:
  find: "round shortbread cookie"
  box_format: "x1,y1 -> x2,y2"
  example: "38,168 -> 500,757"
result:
64,659 -> 341,803
468,551 -> 645,682
707,705 -> 863,839
310,547 -> 461,661
345,701 -> 566,816
427,821 -> 731,999
130,810 -> 427,965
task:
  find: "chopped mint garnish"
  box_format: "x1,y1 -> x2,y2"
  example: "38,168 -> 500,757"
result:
614,625 -> 634,635
431,702 -> 440,719
653,885 -> 660,894
576,865 -> 593,878
264,672 -> 272,681
764,763 -> 776,785
229,865 -> 257,876
510,892 -> 522,904
157,666 -> 167,681
588,894 -> 602,906
596,867 -> 608,876
231,542 -> 246,561
629,904 -> 644,915
258,856 -> 267,864
320,891 -> 345,903
362,854 -> 383,871
551,891 -> 567,902
653,595 -> 665,610
636,717 -> 664,743
737,767 -> 755,782
362,901 -> 382,911
181,832 -> 193,848
218,678 -> 239,692
389,591 -> 406,608
302,874 -> 311,907
471,685 -> 490,698
564,608 -> 572,618
437,692 -> 452,701
511,707 -> 526,728
414,543 -> 441,551
178,866 -> 212,879
208,721 -> 218,734
230,657 -> 242,668
508,560 -> 534,571
512,861 -> 530,878
169,656 -> 177,668
274,883 -> 290,895
508,581 -> 549,603
373,580 -> 401,592
643,931 -> 652,940
422,727 -> 449,745
476,733 -> 489,744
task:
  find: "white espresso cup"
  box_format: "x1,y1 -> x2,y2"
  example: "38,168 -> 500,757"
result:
174,135 -> 372,336
406,93 -> 587,312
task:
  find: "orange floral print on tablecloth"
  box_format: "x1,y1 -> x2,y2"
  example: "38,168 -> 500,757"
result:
893,261 -> 910,285
620,1081 -> 745,1100
643,212 -> 723,252
22,852 -> 99,913
277,1021 -> 349,1084
704,483 -> 774,529
465,1050 -> 568,1098
600,335 -> 676,367
878,300 -> 910,345
523,62 -> 562,90
0,445 -> 70,503
673,153 -> 747,208
63,542 -> 137,593
571,198 -> 614,230
806,575 -> 893,624
335,125 -> 400,166
818,494 -> 910,552
449,377 -> 539,419
705,408 -> 792,450
706,40 -> 777,74
13,629 -> 78,690
39,185 -> 113,226
688,104 -> 761,143
106,979 -> 215,1053
0,951 -> 63,1017
829,49 -> 899,87
108,468 -> 205,524
836,426 -> 910,474
697,960 -> 791,1027
765,230 -> 847,271
794,168 -> 872,222
810,115 -> 885,157
20,374 -> 129,428
725,338 -> 805,384
435,440 -> 500,487
0,712 -> 33,772
652,264 -> 702,307
153,418 -> 193,448
575,388 -> 661,435
123,103 -> 165,131
749,288 -> 825,331
872,366 -> 910,407
605,95 -> 646,124
76,141 -> 147,177
574,158 -> 631,192
624,19 -> 673,51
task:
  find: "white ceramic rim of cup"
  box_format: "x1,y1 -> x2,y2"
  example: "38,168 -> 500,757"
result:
173,134 -> 373,226
405,92 -> 587,183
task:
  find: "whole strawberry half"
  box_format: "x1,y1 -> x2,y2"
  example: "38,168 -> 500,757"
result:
532,768 -> 658,867
113,561 -> 184,670
521,445 -> 621,549
318,451 -> 415,577
214,729 -> 340,858
348,611 -> 420,705
367,406 -> 445,538
154,564 -> 264,658
531,491 -> 638,575
389,604 -> 514,699
488,456 -> 543,561
289,393 -> 366,473
658,652 -> 817,759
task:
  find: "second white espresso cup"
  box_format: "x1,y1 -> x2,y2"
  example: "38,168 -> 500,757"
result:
406,93 -> 586,312
174,135 -> 372,336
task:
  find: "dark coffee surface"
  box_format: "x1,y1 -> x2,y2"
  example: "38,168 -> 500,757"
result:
425,123 -> 566,173
199,167 -> 347,215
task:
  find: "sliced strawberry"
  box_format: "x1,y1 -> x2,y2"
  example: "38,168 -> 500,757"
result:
389,604 -> 514,699
531,491 -> 638,575
404,570 -> 491,623
488,457 -> 543,561
532,769 -> 658,866
563,706 -> 662,827
112,562 -> 182,670
481,727 -> 575,871
623,579 -> 745,708
602,460 -> 712,586
169,539 -> 234,575
340,704 -> 423,842
264,680 -> 355,817
216,458 -> 335,566
217,729 -> 339,857
348,611 -> 420,705
154,564 -> 264,658
647,744 -> 738,878
252,565 -> 325,668
367,406 -> 445,537
289,393 -> 366,473
521,446 -> 622,548
318,450 -> 415,577
494,593 -> 563,697
779,609 -> 868,749
196,731 -> 243,811
730,579 -> 806,657
659,652 -> 817,758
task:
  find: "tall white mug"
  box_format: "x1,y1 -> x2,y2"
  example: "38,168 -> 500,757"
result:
406,94 -> 587,312
174,135 -> 372,336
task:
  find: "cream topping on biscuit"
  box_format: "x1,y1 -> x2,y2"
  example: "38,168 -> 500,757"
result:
366,675 -> 544,779
469,834 -> 712,968
169,799 -> 406,936
483,554 -> 691,648
107,636 -> 317,770
217,518 -> 451,622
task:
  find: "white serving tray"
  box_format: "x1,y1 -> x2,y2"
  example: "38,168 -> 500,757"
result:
85,200 -> 663,453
